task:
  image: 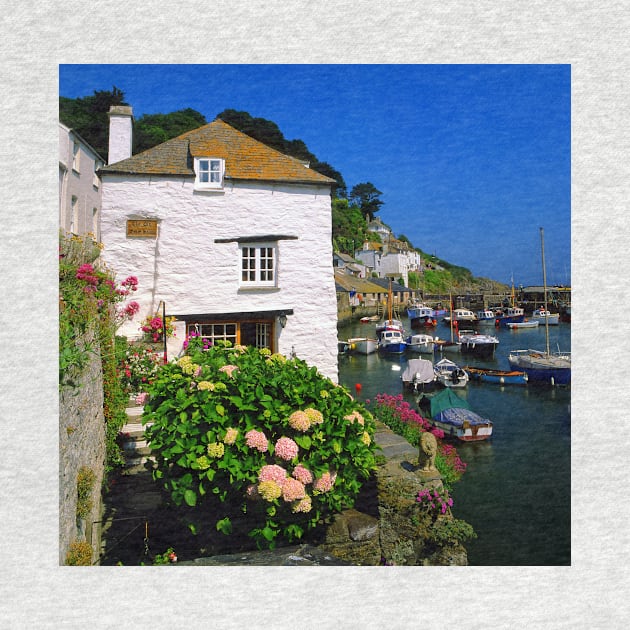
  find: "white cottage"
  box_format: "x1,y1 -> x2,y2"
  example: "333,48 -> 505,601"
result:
99,107 -> 340,381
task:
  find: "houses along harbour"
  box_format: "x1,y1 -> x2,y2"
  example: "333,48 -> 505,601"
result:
337,299 -> 571,566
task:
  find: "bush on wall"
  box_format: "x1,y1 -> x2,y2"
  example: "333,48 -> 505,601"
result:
142,336 -> 378,548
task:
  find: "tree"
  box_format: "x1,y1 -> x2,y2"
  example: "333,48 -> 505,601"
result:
349,182 -> 384,221
134,108 -> 207,154
60,87 -> 127,160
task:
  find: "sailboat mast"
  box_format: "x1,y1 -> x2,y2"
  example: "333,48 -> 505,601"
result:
540,227 -> 550,356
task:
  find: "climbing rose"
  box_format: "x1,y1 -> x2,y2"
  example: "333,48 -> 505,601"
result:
281,478 -> 306,502
274,437 -> 299,461
245,429 -> 268,452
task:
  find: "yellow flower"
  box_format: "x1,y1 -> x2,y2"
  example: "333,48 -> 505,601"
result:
320,390 -> 330,399
258,480 -> 282,502
196,455 -> 211,470
361,431 -> 371,446
198,381 -> 216,391
207,442 -> 225,458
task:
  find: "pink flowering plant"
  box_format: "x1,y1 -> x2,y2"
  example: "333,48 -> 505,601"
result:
118,343 -> 164,394
369,393 -> 467,488
142,337 -> 377,548
140,315 -> 176,342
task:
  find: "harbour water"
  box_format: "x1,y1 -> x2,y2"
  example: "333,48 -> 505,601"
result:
337,316 -> 571,566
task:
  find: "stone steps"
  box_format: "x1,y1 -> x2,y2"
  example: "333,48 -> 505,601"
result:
120,403 -> 154,470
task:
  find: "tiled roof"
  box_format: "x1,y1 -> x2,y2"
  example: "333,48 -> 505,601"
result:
334,270 -> 387,294
100,118 -> 335,186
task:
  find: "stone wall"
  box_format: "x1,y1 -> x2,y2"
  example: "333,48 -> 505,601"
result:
59,328 -> 106,565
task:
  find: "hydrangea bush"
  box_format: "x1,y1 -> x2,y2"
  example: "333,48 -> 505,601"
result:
142,336 -> 377,548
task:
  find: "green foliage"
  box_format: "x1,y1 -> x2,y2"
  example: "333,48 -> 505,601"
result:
331,198 -> 372,254
152,547 -> 177,565
117,338 -> 164,394
76,467 -> 96,519
66,540 -> 93,565
349,182 -> 384,221
134,108 -> 207,153
429,518 -> 477,546
60,87 -> 126,159
143,338 -> 378,548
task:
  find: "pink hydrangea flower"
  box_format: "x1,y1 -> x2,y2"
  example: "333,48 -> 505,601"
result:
292,465 -> 314,485
259,464 -> 288,486
219,364 -> 238,378
288,410 -> 311,432
245,429 -> 268,452
313,471 -> 336,493
281,478 -> 306,502
274,437 -> 299,461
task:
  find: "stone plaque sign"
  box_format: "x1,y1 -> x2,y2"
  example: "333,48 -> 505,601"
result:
127,219 -> 158,238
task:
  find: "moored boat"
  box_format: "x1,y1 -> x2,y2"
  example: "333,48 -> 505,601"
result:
458,330 -> 499,358
463,365 -> 528,385
377,329 -> 407,354
434,357 -> 469,388
494,306 -> 526,327
506,320 -> 539,329
401,358 -> 439,392
476,309 -> 496,325
347,337 -> 378,355
433,339 -> 462,353
443,308 -> 477,324
532,308 -> 560,325
405,333 -> 436,354
422,388 -> 493,442
407,303 -> 437,329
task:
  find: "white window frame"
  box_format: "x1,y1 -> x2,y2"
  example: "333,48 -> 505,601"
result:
239,242 -> 277,288
194,157 -> 224,190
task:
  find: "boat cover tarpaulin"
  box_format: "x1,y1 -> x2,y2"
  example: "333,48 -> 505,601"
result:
401,359 -> 434,384
434,406 -> 490,428
430,388 -> 471,416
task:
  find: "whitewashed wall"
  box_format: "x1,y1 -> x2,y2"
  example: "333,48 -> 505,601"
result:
100,175 -> 339,381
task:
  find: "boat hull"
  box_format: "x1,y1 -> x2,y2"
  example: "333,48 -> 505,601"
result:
508,351 -> 571,385
378,342 -> 407,354
429,416 -> 493,442
460,341 -> 498,358
464,367 -> 528,385
347,337 -> 378,355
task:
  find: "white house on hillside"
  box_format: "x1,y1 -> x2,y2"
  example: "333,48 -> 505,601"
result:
59,122 -> 105,240
99,107 -> 340,381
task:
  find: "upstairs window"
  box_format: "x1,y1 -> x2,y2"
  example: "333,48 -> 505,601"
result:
194,157 -> 224,189
240,243 -> 276,288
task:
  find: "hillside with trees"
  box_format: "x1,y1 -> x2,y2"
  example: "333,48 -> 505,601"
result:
60,88 -> 506,293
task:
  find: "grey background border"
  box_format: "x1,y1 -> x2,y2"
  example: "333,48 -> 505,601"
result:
1,0 -> 628,627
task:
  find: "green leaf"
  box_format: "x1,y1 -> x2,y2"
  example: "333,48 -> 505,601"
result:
294,435 -> 312,450
184,489 -> 197,506
216,404 -> 225,416
216,517 -> 232,535
261,526 -> 276,541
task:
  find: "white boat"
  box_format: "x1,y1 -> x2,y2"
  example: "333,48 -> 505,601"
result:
347,337 -> 378,355
376,279 -> 404,335
434,357 -> 469,388
532,308 -> 560,325
405,333 -> 436,354
506,320 -> 539,329
401,358 -> 439,392
458,330 -> 499,358
443,308 -> 477,324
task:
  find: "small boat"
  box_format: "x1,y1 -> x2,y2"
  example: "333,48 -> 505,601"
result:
401,358 -> 439,392
463,366 -> 528,385
494,306 -> 526,327
508,228 -> 571,386
405,333 -> 436,354
443,308 -> 477,324
532,308 -> 560,325
377,329 -> 407,354
376,279 -> 404,335
458,330 -> 499,358
476,309 -> 496,325
506,320 -> 539,329
434,358 -> 469,388
433,339 -> 461,353
347,337 -> 378,355
338,340 -> 351,354
407,303 -> 437,329
360,315 -> 380,323
422,388 -> 493,442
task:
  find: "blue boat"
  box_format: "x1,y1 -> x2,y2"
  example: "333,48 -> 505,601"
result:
463,366 -> 528,385
507,350 -> 571,386
377,329 -> 407,354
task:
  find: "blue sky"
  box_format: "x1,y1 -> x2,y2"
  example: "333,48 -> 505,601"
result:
59,64 -> 570,286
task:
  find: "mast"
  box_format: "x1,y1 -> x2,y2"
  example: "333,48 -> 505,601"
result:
540,227 -> 550,356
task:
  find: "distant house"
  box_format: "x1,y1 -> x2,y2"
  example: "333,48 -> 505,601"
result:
99,107 -> 340,381
59,122 -> 105,240
333,252 -> 367,277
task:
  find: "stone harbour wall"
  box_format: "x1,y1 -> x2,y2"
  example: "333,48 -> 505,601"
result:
59,329 -> 106,565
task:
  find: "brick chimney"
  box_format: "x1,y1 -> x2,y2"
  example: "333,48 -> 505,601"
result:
107,105 -> 133,164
